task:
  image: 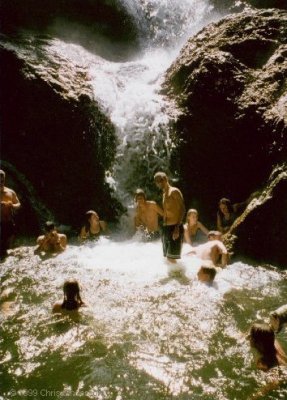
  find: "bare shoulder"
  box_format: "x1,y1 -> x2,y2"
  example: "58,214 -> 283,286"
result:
147,200 -> 157,208
36,235 -> 45,243
171,187 -> 183,198
3,186 -> 16,197
52,302 -> 63,313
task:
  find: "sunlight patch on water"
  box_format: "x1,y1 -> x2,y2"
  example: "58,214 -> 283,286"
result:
1,241 -> 285,399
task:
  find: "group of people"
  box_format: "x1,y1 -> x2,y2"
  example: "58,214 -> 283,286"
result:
34,210 -> 108,255
134,172 -> 229,280
2,168 -> 287,378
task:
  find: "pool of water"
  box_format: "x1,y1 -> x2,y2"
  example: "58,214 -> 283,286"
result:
1,239 -> 287,399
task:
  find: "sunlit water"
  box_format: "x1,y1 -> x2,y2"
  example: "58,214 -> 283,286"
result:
2,1 -> 287,399
1,239 -> 287,399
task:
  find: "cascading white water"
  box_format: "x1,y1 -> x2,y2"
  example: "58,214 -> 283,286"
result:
47,0 -> 218,204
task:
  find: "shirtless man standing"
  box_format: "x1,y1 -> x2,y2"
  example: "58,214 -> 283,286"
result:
0,169 -> 21,258
187,231 -> 228,267
154,172 -> 185,263
134,189 -> 163,238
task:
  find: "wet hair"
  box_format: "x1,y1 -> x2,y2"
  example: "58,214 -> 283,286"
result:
186,208 -> 198,222
134,188 -> 146,201
85,210 -> 99,230
249,323 -> 286,369
62,279 -> 83,311
218,198 -> 233,214
270,304 -> 287,333
45,221 -> 55,232
154,172 -> 167,181
199,264 -> 217,281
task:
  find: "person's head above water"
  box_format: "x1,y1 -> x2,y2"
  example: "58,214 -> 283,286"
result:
186,209 -> 198,224
270,305 -> 287,333
62,279 -> 83,310
218,198 -> 233,215
134,188 -> 146,203
247,322 -> 287,370
85,210 -> 99,226
197,263 -> 217,284
44,221 -> 56,232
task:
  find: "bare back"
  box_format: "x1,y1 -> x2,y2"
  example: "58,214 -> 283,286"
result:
135,201 -> 163,232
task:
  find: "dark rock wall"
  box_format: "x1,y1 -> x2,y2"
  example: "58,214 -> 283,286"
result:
225,164 -> 287,267
0,0 -> 140,60
164,9 -> 287,223
1,37 -> 119,230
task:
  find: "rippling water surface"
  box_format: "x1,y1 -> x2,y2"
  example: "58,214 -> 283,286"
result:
1,239 -> 287,399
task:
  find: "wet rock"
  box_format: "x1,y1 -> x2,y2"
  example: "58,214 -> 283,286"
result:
225,164 -> 287,267
0,34 -> 120,231
164,9 -> 287,223
210,1 -> 287,13
0,0 -> 139,60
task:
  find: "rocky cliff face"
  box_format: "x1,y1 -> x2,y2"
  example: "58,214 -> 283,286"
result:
164,9 -> 287,223
225,163 -> 287,267
0,34 -> 120,231
0,0 -> 139,60
210,0 -> 287,13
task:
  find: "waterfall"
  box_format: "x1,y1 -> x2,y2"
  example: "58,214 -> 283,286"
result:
86,0 -> 217,203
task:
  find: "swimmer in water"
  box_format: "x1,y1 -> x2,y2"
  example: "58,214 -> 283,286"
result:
52,279 -> 85,313
35,221 -> 67,254
247,323 -> 287,370
197,262 -> 217,284
270,304 -> 287,333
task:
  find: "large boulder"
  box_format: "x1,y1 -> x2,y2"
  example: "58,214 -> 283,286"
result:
0,34 -> 120,231
225,163 -> 287,267
164,9 -> 287,222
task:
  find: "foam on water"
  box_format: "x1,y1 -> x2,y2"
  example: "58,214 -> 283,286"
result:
1,240 -> 286,399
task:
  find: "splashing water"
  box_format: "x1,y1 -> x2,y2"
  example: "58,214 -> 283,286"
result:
2,1 -> 287,399
44,0 -> 218,203
1,241 -> 287,399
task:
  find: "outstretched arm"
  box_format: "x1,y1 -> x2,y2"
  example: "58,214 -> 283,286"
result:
198,221 -> 209,236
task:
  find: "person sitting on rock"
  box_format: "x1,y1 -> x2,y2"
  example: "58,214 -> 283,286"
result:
0,169 -> 21,258
247,323 -> 287,370
197,262 -> 217,284
184,208 -> 209,246
79,210 -> 107,242
270,305 -> 287,333
52,279 -> 85,313
217,194 -> 257,234
35,221 -> 67,254
186,231 -> 228,267
134,188 -> 163,240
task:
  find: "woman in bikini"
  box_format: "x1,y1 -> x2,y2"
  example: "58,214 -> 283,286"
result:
184,209 -> 209,246
79,210 -> 107,242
